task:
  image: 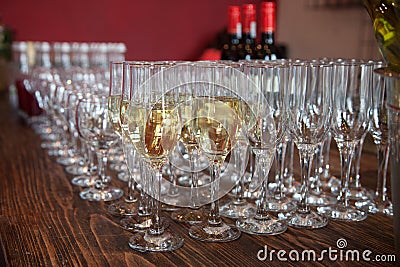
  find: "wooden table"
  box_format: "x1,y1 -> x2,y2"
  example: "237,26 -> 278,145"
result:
0,91 -> 396,266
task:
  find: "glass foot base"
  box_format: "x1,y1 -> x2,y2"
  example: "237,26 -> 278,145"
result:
110,162 -> 127,172
41,140 -> 60,150
267,196 -> 297,212
355,199 -> 393,216
171,208 -> 207,224
348,186 -> 372,201
56,156 -> 76,166
321,176 -> 340,195
317,204 -> 367,222
108,200 -> 138,217
71,176 -> 110,187
307,192 -> 337,207
128,229 -> 184,252
189,222 -> 241,242
117,171 -> 129,182
65,164 -> 86,176
121,216 -> 168,232
287,209 -> 329,229
219,201 -> 257,219
79,186 -> 123,202
161,203 -> 180,211
236,215 -> 287,235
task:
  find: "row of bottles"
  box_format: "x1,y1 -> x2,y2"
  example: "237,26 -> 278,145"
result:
221,1 -> 285,61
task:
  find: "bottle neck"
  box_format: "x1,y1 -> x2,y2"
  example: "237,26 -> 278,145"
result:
241,33 -> 255,45
35,52 -> 52,68
228,33 -> 241,45
261,32 -> 275,45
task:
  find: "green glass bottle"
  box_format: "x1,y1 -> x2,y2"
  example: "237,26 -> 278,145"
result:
364,0 -> 400,72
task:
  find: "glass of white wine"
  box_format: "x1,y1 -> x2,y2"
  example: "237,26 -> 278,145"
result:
118,61 -> 170,232
107,61 -> 139,217
187,61 -> 253,242
126,61 -> 184,252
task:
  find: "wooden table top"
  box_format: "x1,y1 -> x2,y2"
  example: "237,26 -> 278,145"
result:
0,91 -> 396,266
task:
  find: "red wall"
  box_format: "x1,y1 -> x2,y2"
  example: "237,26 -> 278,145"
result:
1,0 -> 263,61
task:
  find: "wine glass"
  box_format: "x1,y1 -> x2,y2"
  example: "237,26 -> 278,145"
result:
285,60 -> 331,229
115,61 -> 163,232
318,60 -> 372,221
126,61 -> 184,252
219,135 -> 255,218
169,62 -> 209,224
182,61 -> 259,242
306,133 -> 338,206
356,62 -> 393,215
235,61 -> 287,235
107,61 -> 139,216
263,62 -> 297,212
68,88 -> 99,187
216,61 -> 257,219
76,94 -> 123,201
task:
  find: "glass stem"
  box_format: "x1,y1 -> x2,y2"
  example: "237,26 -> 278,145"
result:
274,141 -> 287,199
88,146 -> 97,179
352,136 -> 365,188
376,143 -> 390,202
126,171 -> 135,203
190,148 -> 200,209
125,143 -> 138,203
233,145 -> 245,205
312,145 -> 322,194
297,146 -> 315,213
208,161 -> 222,226
167,162 -> 179,197
337,142 -> 355,207
255,154 -> 272,219
149,165 -> 164,235
96,149 -> 109,189
138,159 -> 152,216
284,139 -> 295,191
321,133 -> 332,180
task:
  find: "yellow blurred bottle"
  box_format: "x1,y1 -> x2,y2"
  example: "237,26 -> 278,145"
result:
364,0 -> 400,73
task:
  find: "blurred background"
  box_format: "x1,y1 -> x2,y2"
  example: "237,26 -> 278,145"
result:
0,0 -> 381,61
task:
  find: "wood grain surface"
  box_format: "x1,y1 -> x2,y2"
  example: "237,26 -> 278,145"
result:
0,92 -> 396,266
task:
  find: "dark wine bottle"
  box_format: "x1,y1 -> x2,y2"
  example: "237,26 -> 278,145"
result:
256,0 -> 284,60
238,4 -> 257,60
221,6 -> 242,61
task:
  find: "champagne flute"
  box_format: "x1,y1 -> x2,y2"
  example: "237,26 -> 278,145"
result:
169,62 -> 209,224
356,62 -> 393,215
118,61 -> 166,232
318,60 -> 372,221
236,61 -> 287,235
126,61 -> 184,252
285,61 -> 331,228
188,61 -> 245,242
107,61 -> 139,216
217,61 -> 257,219
76,95 -> 123,201
219,135 -> 254,218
